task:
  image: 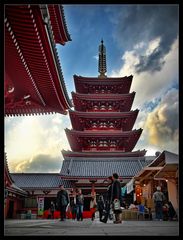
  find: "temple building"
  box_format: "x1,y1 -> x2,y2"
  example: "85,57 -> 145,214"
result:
5,4 -> 72,116
5,7 -> 178,219
60,40 -> 155,207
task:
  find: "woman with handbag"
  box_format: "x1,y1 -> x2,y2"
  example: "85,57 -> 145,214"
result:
111,173 -> 122,224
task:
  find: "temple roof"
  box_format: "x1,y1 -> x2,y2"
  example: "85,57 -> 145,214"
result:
48,5 -> 71,44
72,91 -> 135,100
69,109 -> 139,131
65,128 -> 143,152
72,92 -> 135,112
62,149 -> 147,158
11,173 -> 72,189
5,5 -> 72,116
148,150 -> 178,167
73,75 -> 133,94
5,153 -> 27,196
60,157 -> 155,179
134,150 -> 178,182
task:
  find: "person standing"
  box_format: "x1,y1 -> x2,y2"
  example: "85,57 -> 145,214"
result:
153,186 -> 166,221
97,195 -> 105,221
76,188 -> 84,221
70,192 -> 77,220
111,173 -> 122,224
100,176 -> 113,223
90,194 -> 97,221
50,201 -> 55,219
57,184 -> 69,221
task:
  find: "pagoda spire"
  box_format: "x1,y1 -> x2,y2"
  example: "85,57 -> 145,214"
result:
98,39 -> 107,78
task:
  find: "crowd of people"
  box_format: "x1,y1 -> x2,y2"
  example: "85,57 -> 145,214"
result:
49,174 -> 177,223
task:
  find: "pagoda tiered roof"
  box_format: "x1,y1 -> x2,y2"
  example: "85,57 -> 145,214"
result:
5,5 -> 72,116
65,128 -> 143,152
72,92 -> 135,112
62,149 -> 147,158
69,109 -> 139,131
73,75 -> 133,94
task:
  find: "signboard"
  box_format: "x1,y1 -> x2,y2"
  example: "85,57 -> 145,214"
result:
126,178 -> 134,194
37,197 -> 44,216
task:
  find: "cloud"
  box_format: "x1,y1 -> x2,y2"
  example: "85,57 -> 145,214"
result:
5,114 -> 71,172
93,55 -> 99,61
111,37 -> 178,110
108,5 -> 178,73
111,36 -> 178,156
134,88 -> 178,155
144,88 -> 178,149
10,154 -> 62,173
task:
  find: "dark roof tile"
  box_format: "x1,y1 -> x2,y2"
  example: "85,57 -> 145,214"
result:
11,173 -> 72,189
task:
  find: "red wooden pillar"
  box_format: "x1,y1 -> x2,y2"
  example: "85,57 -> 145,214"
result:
90,180 -> 97,196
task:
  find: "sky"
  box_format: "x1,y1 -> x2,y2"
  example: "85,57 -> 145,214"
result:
4,4 -> 179,173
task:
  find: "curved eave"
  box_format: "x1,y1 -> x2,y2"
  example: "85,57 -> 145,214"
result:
72,92 -> 135,112
48,5 -> 71,45
62,149 -> 147,158
73,74 -> 133,81
66,128 -> 142,137
4,154 -> 14,185
74,75 -> 133,94
6,186 -> 28,197
65,128 -> 142,152
69,109 -> 139,131
72,91 -> 135,100
5,5 -> 71,117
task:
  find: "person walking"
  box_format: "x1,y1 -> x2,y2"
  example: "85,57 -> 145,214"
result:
111,173 -> 122,224
76,188 -> 84,221
57,184 -> 69,221
97,195 -> 105,221
70,193 -> 77,220
90,194 -> 97,221
50,201 -> 55,219
153,186 -> 166,221
100,176 -> 113,223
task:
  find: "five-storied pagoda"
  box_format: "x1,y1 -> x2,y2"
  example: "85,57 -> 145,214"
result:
60,40 -> 149,209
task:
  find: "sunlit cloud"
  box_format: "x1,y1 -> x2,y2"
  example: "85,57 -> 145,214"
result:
5,114 -> 71,172
10,154 -> 62,173
93,55 -> 99,61
112,37 -> 178,155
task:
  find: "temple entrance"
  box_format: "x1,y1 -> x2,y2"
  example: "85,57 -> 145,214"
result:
83,196 -> 91,211
44,197 -> 56,210
7,200 -> 14,219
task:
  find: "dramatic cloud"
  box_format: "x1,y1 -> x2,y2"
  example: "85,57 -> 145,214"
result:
144,88 -> 178,153
111,38 -> 178,110
5,114 -> 71,172
112,37 -> 178,156
108,5 -> 178,73
10,154 -> 62,173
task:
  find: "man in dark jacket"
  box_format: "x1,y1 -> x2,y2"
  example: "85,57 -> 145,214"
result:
112,173 -> 122,224
100,176 -> 113,223
57,184 -> 69,221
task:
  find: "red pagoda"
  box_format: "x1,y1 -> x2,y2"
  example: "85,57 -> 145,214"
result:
60,40 -> 148,206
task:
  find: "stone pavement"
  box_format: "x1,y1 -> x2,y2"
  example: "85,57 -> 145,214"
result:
4,218 -> 179,236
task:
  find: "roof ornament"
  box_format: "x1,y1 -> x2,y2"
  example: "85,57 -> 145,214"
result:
98,39 -> 107,78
